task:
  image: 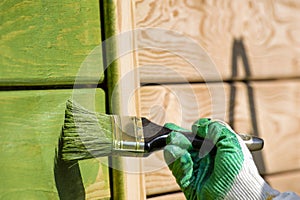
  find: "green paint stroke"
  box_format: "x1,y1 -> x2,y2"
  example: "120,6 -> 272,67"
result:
0,89 -> 109,199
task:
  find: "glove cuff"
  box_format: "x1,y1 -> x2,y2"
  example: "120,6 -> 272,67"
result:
225,136 -> 279,200
224,162 -> 279,200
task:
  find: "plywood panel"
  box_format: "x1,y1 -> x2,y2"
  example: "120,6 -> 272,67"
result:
0,0 -> 103,86
140,83 -> 229,129
249,81 -> 300,174
144,152 -> 180,196
0,89 -> 110,199
147,192 -> 185,200
140,81 -> 300,195
135,0 -> 300,83
266,170 -> 300,195
140,83 -> 230,195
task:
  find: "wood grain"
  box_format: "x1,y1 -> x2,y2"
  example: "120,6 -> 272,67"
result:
101,0 -> 146,199
144,152 -> 180,196
140,81 -> 300,195
135,0 -> 300,82
0,0 -> 103,86
265,170 -> 300,195
140,83 -> 230,129
140,83 -> 230,195
0,89 -> 110,199
147,192 -> 185,200
231,81 -> 300,174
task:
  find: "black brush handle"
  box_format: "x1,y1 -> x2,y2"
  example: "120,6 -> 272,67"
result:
142,118 -> 215,153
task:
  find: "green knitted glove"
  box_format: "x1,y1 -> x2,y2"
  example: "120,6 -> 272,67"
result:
164,118 -> 280,200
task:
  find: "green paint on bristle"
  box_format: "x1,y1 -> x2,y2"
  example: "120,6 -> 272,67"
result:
61,100 -> 113,161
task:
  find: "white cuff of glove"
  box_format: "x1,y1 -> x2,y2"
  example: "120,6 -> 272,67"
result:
225,134 -> 300,200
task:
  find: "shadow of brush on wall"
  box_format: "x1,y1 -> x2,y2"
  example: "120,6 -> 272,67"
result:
54,130 -> 85,200
229,38 -> 266,174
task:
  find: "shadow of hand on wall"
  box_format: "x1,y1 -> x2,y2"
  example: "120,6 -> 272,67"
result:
54,130 -> 85,200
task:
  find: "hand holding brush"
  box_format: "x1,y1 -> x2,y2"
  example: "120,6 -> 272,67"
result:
61,100 -> 263,162
164,119 -> 300,200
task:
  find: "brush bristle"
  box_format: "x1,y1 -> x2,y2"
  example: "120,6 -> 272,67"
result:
61,100 -> 113,161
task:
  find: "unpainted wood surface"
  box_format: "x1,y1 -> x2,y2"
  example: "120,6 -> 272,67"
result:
232,81 -> 300,174
135,0 -> 300,83
0,0 -> 103,86
140,83 -> 230,195
140,81 -> 300,195
265,170 -> 300,195
147,192 -> 185,200
143,152 -> 180,196
140,83 -> 229,129
0,89 -> 110,199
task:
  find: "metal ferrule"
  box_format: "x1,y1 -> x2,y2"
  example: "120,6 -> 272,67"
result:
111,115 -> 145,156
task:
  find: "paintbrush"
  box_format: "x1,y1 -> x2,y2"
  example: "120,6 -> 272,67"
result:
61,100 -> 264,161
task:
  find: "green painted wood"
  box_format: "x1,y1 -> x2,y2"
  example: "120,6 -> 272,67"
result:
0,89 -> 110,199
0,0 -> 104,86
101,1 -> 126,199
102,0 -> 120,114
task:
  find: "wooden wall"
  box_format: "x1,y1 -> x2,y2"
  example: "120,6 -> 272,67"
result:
1,0 -> 104,86
0,89 -> 110,199
135,0 -> 300,199
0,1 -> 110,199
2,0 -> 300,199
135,0 -> 300,83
